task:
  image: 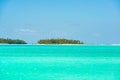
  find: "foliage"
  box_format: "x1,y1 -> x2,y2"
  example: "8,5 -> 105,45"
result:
38,38 -> 84,44
0,38 -> 27,44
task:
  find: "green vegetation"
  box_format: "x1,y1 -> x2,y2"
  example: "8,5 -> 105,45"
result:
0,38 -> 27,44
38,38 -> 84,44
0,38 -> 84,44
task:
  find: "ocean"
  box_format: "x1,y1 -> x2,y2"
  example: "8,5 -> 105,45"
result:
0,45 -> 120,80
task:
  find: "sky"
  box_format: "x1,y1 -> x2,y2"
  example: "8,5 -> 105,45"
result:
0,0 -> 120,44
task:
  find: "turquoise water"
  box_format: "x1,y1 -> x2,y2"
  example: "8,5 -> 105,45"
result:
0,45 -> 120,80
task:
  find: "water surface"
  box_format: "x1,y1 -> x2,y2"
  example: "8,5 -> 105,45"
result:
0,45 -> 120,80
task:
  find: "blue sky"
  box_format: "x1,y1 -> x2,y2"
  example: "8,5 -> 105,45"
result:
0,0 -> 120,44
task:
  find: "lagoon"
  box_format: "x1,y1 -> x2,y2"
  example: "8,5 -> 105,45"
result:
0,45 -> 120,80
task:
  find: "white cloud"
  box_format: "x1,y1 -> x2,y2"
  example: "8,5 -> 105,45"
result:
49,31 -> 70,38
19,29 -> 37,33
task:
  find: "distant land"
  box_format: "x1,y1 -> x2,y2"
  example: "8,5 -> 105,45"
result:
0,38 -> 27,44
0,38 -> 84,44
38,39 -> 84,44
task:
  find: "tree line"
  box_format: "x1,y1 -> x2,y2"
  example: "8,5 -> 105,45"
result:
0,38 -> 27,44
0,38 -> 84,44
38,38 -> 84,44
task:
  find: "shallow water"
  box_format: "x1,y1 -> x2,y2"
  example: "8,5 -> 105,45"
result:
0,45 -> 120,80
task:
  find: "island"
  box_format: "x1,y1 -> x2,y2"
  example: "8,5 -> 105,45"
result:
38,38 -> 84,44
0,38 -> 27,44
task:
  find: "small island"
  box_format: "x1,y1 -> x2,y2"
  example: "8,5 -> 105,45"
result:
0,38 -> 27,44
38,38 -> 84,44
